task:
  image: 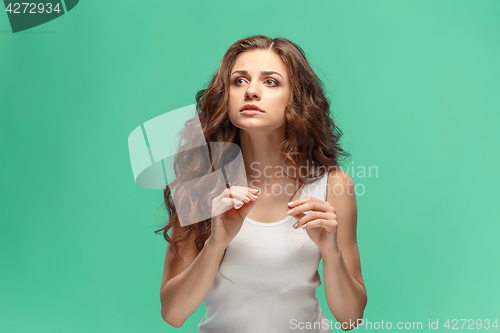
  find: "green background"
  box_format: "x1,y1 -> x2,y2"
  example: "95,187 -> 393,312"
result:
1,0 -> 499,331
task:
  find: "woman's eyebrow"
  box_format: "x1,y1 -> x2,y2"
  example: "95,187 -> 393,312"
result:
230,70 -> 283,79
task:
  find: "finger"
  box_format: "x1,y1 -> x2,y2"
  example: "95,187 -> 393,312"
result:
212,197 -> 240,216
287,196 -> 321,207
292,211 -> 330,228
300,219 -> 335,233
291,211 -> 337,223
237,194 -> 258,216
247,187 -> 260,198
226,186 -> 259,203
212,186 -> 260,216
234,188 -> 260,209
215,196 -> 249,213
287,197 -> 333,215
225,195 -> 258,211
225,187 -> 251,205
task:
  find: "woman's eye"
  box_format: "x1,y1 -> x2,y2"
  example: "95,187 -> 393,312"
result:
233,78 -> 278,87
266,79 -> 279,87
234,78 -> 245,86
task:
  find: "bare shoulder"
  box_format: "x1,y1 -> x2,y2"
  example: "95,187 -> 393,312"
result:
326,166 -> 355,201
325,165 -> 358,236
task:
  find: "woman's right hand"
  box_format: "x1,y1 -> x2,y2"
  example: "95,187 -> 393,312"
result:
208,186 -> 259,249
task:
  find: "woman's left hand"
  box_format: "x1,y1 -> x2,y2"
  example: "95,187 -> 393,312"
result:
287,196 -> 339,253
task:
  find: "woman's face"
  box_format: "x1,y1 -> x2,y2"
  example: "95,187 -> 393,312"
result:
228,49 -> 292,132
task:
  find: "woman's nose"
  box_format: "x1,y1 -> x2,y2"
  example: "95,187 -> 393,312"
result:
245,86 -> 260,100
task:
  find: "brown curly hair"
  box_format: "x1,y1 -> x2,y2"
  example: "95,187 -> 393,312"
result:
154,35 -> 350,275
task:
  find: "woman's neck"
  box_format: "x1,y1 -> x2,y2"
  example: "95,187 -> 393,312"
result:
239,127 -> 290,185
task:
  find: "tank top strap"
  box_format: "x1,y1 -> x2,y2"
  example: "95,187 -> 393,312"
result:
302,171 -> 329,201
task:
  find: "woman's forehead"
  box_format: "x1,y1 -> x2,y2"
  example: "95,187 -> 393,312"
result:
231,49 -> 288,76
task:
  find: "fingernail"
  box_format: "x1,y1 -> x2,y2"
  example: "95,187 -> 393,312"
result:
237,200 -> 244,206
288,202 -> 295,207
233,205 -> 241,210
244,196 -> 250,202
251,194 -> 258,199
287,209 -> 294,215
302,224 -> 307,229
252,189 -> 259,193
293,223 -> 298,228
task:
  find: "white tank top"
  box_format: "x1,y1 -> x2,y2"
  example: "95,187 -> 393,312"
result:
198,172 -> 332,333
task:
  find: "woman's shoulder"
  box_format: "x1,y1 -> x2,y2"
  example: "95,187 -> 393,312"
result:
325,166 -> 356,203
326,166 -> 352,181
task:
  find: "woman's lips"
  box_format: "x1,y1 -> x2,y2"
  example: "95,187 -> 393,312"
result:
240,110 -> 265,115
240,104 -> 264,113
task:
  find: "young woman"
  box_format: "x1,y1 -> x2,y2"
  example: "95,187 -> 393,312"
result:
157,35 -> 367,332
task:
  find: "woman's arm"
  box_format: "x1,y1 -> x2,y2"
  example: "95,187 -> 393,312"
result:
322,168 -> 367,330
161,186 -> 258,327
160,228 -> 226,328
